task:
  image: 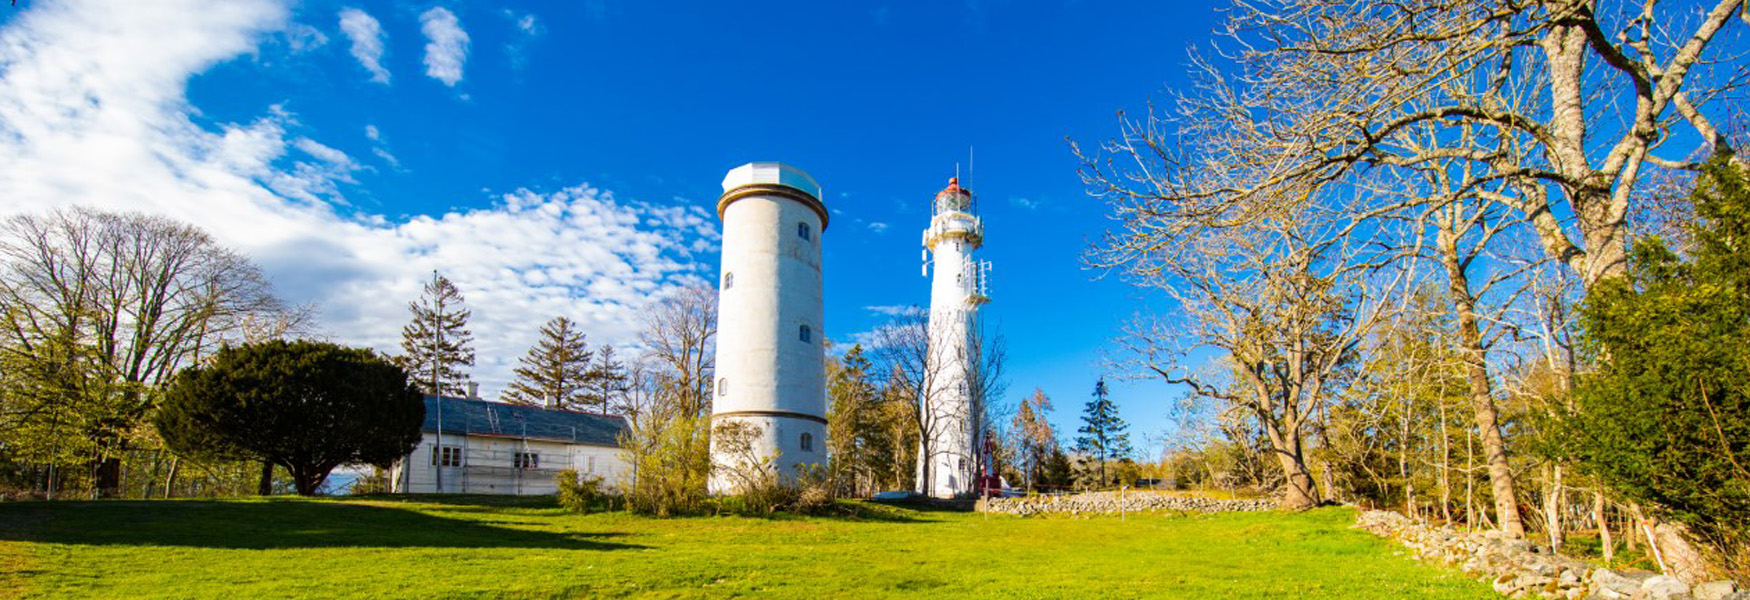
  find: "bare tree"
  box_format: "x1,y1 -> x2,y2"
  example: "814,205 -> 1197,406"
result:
1092,177 -> 1397,509
871,306 -> 1004,497
0,208 -> 285,497
637,285 -> 716,417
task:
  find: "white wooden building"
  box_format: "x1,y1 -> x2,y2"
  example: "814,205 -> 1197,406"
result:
391,395 -> 630,495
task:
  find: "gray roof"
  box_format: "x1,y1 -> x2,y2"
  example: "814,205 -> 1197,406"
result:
422,396 -> 627,447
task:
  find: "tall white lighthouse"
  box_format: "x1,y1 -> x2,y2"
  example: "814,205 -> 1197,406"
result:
919,177 -> 989,498
709,162 -> 829,494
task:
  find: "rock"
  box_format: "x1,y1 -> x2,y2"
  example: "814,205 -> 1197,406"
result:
1594,569 -> 1645,599
1695,582 -> 1739,600
1642,575 -> 1692,600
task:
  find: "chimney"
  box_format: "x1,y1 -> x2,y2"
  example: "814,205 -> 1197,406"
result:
467,382 -> 479,400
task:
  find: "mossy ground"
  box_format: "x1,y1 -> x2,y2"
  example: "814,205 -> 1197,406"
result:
0,495 -> 1497,598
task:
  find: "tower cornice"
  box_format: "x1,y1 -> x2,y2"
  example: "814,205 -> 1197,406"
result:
718,184 -> 831,231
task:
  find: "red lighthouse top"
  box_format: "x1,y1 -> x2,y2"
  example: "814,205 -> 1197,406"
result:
934,177 -> 972,214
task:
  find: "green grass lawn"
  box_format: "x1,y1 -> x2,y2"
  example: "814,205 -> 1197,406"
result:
0,496 -> 1496,599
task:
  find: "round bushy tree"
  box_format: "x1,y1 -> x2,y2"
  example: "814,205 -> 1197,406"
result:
156,340 -> 425,495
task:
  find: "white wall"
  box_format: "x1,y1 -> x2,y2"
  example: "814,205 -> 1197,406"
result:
394,433 -> 628,495
710,175 -> 829,493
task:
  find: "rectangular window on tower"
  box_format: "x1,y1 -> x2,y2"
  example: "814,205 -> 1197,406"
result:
798,221 -> 811,241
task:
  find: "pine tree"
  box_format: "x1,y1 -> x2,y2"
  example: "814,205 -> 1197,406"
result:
397,273 -> 475,397
827,344 -> 884,494
1075,377 -> 1132,487
586,344 -> 629,415
503,316 -> 593,408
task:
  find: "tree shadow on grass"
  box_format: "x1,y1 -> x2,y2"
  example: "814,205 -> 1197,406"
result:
0,499 -> 646,551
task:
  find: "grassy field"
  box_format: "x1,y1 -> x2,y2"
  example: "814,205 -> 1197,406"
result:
0,496 -> 1497,599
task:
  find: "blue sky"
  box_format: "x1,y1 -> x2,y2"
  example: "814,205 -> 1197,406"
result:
0,0 -> 1220,456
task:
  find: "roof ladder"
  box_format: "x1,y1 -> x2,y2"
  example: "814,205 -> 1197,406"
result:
485,406 -> 501,434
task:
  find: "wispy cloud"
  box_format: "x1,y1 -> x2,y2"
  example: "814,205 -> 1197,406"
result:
867,221 -> 889,233
420,7 -> 469,87
864,305 -> 923,317
501,9 -> 543,71
1009,196 -> 1038,210
0,0 -> 717,397
338,8 -> 389,83
364,124 -> 400,168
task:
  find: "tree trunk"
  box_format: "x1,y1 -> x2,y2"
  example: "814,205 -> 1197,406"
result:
1545,464 -> 1565,550
1442,235 -> 1526,538
258,461 -> 274,496
1276,451 -> 1319,511
1652,518 -> 1715,584
1267,421 -> 1318,510
1594,488 -> 1614,564
93,456 -> 122,499
290,466 -> 326,496
161,458 -> 179,499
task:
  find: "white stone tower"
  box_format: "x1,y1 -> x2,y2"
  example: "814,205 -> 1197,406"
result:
919,177 -> 989,498
709,162 -> 829,494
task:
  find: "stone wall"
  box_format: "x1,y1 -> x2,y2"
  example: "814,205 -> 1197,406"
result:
1356,510 -> 1745,600
976,491 -> 1273,516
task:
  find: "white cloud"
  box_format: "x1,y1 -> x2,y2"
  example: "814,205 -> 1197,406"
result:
338,8 -> 389,83
501,9 -> 543,71
864,305 -> 923,317
363,124 -> 399,167
1010,196 -> 1038,210
0,0 -> 718,397
419,7 -> 468,87
867,221 -> 889,233
281,21 -> 328,53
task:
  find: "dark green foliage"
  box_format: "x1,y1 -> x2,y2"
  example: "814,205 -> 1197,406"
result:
1561,155 -> 1750,565
503,317 -> 593,409
827,345 -> 891,495
155,340 -> 425,496
397,273 -> 475,396
1075,377 -> 1133,486
1040,446 -> 1074,488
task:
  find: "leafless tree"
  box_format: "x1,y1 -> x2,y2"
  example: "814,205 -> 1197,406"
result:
637,285 -> 717,418
0,208 -> 287,497
871,306 -> 1005,497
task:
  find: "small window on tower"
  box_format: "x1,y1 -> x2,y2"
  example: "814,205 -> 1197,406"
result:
718,377 -> 728,397
799,324 -> 812,343
723,271 -> 733,290
798,221 -> 811,241
800,433 -> 814,452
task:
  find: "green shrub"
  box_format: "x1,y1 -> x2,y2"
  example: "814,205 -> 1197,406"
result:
555,469 -> 609,513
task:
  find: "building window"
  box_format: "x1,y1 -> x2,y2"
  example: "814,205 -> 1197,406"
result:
514,451 -> 539,470
723,271 -> 733,289
431,445 -> 462,467
798,221 -> 811,241
800,433 -> 814,452
799,324 -> 812,343
587,455 -> 597,474
718,377 -> 728,397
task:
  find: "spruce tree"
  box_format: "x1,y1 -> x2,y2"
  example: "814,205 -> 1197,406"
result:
503,316 -> 593,408
397,273 -> 475,397
585,344 -> 629,415
1075,377 -> 1132,487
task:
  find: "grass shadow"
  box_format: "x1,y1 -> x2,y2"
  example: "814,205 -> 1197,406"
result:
0,499 -> 646,552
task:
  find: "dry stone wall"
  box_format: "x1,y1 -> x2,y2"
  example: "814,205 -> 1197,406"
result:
1356,510 -> 1746,600
976,491 -> 1273,516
